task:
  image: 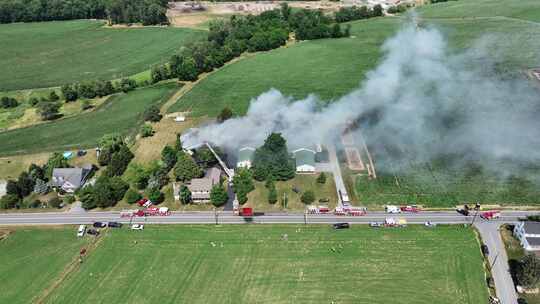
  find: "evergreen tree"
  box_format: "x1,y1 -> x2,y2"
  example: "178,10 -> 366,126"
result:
317,172 -> 327,184
174,152 -> 203,182
210,184 -> 228,207
252,133 -> 295,181
301,190 -> 315,204
179,185 -> 192,205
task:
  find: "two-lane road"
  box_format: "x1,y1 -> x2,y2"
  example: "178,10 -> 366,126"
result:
1,210 -> 536,304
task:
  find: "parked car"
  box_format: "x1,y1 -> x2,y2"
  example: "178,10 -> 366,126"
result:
77,225 -> 86,237
333,223 -> 350,229
107,222 -> 122,228
292,187 -> 300,194
131,224 -> 144,230
93,222 -> 106,228
319,198 -> 330,203
87,228 -> 100,236
456,208 -> 470,216
481,244 -> 490,256
369,222 -> 382,228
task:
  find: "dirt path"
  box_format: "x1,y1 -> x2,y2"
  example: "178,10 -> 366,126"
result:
34,232 -> 107,304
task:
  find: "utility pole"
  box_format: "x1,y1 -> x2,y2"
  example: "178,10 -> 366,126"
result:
471,203 -> 481,225
491,252 -> 499,269
304,211 -> 307,225
214,208 -> 218,225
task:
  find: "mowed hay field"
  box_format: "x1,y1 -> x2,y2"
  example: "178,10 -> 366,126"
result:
0,83 -> 180,156
170,0 -> 540,117
0,227 -> 88,304
0,20 -> 204,91
25,225 -> 490,304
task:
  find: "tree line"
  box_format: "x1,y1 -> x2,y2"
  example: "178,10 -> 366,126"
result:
152,4 -> 351,84
0,0 -> 168,25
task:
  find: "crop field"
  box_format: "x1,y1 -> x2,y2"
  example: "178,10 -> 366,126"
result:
0,225 -> 490,304
0,83 -> 180,156
417,0 -> 540,22
170,0 -> 540,117
0,227 -> 88,304
0,20 -> 204,91
355,164 -> 540,208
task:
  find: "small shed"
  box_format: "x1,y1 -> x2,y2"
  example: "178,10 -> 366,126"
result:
293,148 -> 316,173
237,147 -> 255,169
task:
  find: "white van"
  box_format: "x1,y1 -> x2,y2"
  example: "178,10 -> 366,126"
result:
77,225 -> 86,237
385,205 -> 401,214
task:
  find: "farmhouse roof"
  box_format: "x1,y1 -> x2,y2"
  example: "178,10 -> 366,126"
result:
50,167 -> 91,188
187,167 -> 221,192
294,148 -> 316,167
238,147 -> 255,162
523,222 -> 540,235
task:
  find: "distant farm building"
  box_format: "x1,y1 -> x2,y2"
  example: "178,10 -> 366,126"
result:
293,148 -> 316,173
514,221 -> 540,251
174,167 -> 222,203
50,165 -> 92,193
236,147 -> 255,169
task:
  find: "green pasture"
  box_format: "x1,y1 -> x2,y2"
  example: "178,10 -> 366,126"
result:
0,20 -> 203,91
0,83 -> 180,156
24,225 -> 491,304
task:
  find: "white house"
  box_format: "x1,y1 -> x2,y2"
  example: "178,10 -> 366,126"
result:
293,148 -> 316,173
236,147 -> 255,169
50,166 -> 92,193
514,221 -> 540,251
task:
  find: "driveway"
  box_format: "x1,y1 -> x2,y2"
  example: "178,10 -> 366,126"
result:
475,221 -> 519,304
326,144 -> 347,205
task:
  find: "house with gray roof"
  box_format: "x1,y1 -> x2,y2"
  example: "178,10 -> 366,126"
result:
237,147 -> 255,169
50,165 -> 92,193
174,167 -> 222,203
514,221 -> 540,251
293,148 -> 316,173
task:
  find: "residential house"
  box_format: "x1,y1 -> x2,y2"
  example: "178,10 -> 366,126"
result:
50,165 -> 92,193
514,221 -> 540,251
293,148 -> 316,173
236,147 -> 255,169
174,167 -> 222,203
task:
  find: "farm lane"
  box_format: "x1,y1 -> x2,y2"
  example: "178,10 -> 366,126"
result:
475,222 -> 519,304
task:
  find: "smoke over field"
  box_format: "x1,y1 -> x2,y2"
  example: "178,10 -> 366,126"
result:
183,21 -> 540,176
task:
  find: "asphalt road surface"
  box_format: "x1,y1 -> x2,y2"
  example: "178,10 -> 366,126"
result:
1,210 -> 536,304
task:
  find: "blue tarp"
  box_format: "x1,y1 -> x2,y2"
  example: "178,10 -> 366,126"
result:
62,151 -> 73,159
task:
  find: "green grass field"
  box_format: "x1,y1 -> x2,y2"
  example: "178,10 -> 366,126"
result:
0,83 -> 180,156
355,165 -> 540,208
417,0 -> 540,22
169,0 -> 540,117
0,225 -> 488,304
0,227 -> 88,304
247,174 -> 338,211
0,20 -> 204,91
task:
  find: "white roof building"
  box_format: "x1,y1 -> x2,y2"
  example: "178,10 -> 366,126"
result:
514,221 -> 540,251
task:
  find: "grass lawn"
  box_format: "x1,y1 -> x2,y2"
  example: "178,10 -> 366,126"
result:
31,225 -> 490,304
0,227 -> 88,304
500,225 -> 540,304
417,0 -> 540,22
0,20 -> 204,91
247,174 -> 338,211
0,83 -> 181,156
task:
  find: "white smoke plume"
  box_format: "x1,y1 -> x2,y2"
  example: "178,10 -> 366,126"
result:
182,22 -> 540,174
